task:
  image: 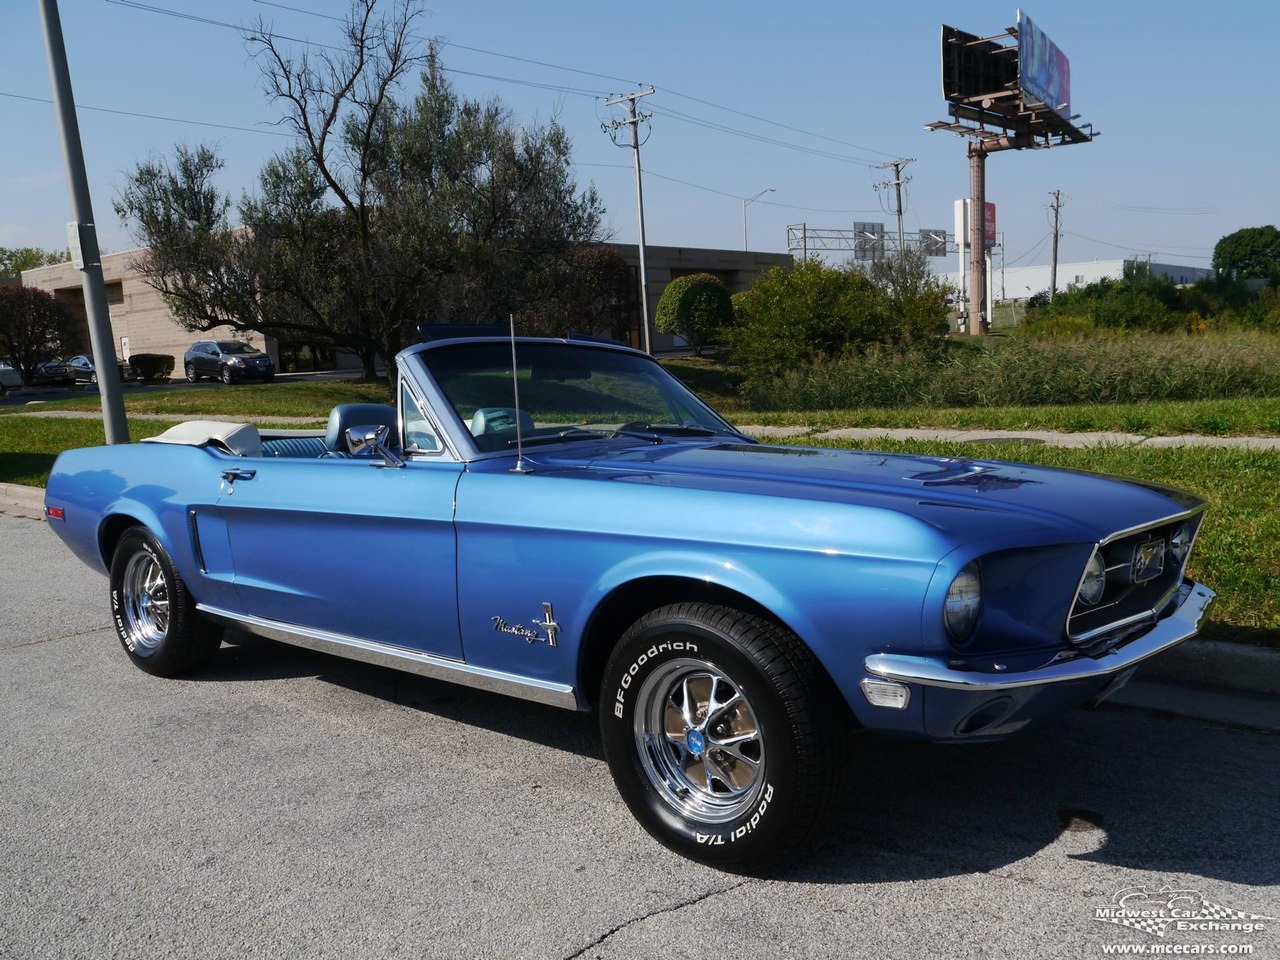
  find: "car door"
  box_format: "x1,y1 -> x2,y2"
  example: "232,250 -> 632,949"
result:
197,344 -> 217,377
213,454 -> 465,659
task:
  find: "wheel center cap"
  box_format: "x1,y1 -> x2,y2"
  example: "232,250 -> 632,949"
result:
685,730 -> 706,756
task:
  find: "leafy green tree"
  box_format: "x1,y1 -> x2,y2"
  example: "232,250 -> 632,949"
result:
115,0 -> 604,382
861,249 -> 951,346
654,273 -> 733,356
0,286 -> 78,387
1213,226 -> 1280,281
0,247 -> 66,277
726,260 -> 881,381
520,245 -> 634,340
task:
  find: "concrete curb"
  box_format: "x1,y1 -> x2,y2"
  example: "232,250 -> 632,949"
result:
0,482 -> 44,510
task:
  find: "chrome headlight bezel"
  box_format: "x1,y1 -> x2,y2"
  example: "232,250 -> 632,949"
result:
943,561 -> 982,646
1077,551 -> 1106,606
1168,521 -> 1192,567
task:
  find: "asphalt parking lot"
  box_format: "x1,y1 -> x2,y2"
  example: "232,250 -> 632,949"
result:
2,511 -> 1276,959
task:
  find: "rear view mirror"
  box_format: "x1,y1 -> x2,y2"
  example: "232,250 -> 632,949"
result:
345,424 -> 404,468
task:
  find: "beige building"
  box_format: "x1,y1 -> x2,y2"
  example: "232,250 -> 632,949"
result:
22,243 -> 792,370
21,249 -> 269,374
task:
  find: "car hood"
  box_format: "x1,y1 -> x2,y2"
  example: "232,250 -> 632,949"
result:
528,439 -> 1201,544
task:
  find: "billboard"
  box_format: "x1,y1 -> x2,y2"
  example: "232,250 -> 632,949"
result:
941,24 -> 1017,106
1017,10 -> 1071,119
984,202 -> 997,248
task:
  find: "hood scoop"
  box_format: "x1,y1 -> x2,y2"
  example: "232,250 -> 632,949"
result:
907,460 -> 1040,491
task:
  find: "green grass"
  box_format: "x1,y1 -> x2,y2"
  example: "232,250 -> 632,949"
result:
2,379 -> 390,420
727,397 -> 1280,436
0,416 -> 185,487
772,435 -> 1279,646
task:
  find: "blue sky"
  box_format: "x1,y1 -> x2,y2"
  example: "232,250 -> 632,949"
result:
3,0 -> 1276,272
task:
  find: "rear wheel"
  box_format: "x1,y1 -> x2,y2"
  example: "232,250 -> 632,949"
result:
600,603 -> 847,869
109,527 -> 220,677
185,363 -> 198,382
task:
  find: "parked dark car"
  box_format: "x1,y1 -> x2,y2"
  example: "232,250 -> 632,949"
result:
65,354 -> 134,384
184,340 -> 275,384
31,359 -> 73,386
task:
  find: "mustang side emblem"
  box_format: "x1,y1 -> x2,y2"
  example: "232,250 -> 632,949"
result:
492,602 -> 560,647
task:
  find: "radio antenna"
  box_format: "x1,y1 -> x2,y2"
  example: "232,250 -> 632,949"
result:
509,313 -> 529,473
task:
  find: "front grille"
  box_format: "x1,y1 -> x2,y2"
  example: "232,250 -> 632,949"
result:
1067,510 -> 1204,644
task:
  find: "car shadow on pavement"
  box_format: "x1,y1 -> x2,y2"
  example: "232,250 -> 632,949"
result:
203,634 -> 1277,890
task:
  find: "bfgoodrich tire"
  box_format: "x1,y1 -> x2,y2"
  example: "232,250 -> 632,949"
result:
600,603 -> 848,869
109,527 -> 220,677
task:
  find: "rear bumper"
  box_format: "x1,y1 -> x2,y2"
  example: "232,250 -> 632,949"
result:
865,580 -> 1215,692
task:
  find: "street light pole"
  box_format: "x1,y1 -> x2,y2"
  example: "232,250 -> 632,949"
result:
38,0 -> 129,443
742,188 -> 775,251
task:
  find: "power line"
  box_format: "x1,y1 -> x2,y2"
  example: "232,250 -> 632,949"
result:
0,89 -> 294,137
648,104 -> 878,167
1073,196 -> 1218,216
1002,231 -> 1052,268
1063,231 -> 1213,260
250,0 -> 898,160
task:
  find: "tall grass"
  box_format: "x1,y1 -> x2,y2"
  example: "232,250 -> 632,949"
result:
745,332 -> 1280,410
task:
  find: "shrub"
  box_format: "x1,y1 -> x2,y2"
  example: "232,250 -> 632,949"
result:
128,353 -> 175,381
742,332 -> 1280,411
654,273 -> 732,356
726,260 -> 881,381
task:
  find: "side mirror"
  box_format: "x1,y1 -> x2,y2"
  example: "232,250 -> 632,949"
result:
345,424 -> 405,468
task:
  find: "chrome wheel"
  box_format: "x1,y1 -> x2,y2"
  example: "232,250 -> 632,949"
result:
120,550 -> 170,652
634,658 -> 766,824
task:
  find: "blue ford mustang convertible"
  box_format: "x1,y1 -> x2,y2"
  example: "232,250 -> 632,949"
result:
45,331 -> 1214,868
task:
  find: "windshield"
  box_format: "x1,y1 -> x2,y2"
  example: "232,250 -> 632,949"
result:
419,341 -> 739,453
217,341 -> 260,355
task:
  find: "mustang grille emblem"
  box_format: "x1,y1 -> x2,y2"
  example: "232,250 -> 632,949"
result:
492,602 -> 560,647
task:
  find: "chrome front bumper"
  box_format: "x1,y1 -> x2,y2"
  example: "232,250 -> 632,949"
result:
864,580 -> 1215,692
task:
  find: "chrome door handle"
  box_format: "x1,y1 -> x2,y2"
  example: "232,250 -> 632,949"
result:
220,468 -> 257,483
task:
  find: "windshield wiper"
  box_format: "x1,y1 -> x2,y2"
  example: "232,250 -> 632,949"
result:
508,428 -> 609,447
612,422 -> 720,441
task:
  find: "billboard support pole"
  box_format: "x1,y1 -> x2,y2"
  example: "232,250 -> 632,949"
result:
967,143 -> 986,337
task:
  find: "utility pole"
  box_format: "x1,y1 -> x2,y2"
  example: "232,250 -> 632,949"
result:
742,188 -> 774,251
968,143 -> 987,337
1048,189 -> 1064,302
874,158 -> 914,254
38,0 -> 128,443
603,88 -> 655,354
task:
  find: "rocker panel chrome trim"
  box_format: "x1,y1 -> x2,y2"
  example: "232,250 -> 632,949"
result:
196,604 -> 582,710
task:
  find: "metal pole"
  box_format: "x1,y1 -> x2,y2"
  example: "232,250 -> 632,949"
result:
628,97 -> 651,355
967,144 -> 986,337
1049,189 -> 1062,302
742,188 -> 774,251
39,0 -> 128,443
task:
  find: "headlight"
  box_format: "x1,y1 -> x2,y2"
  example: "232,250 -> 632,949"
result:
1169,522 -> 1192,565
1078,551 -> 1106,606
228,357 -> 244,366
944,561 -> 982,644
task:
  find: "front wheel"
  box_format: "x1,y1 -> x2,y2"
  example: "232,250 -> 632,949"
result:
600,603 -> 848,869
220,366 -> 233,384
109,527 -> 220,676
